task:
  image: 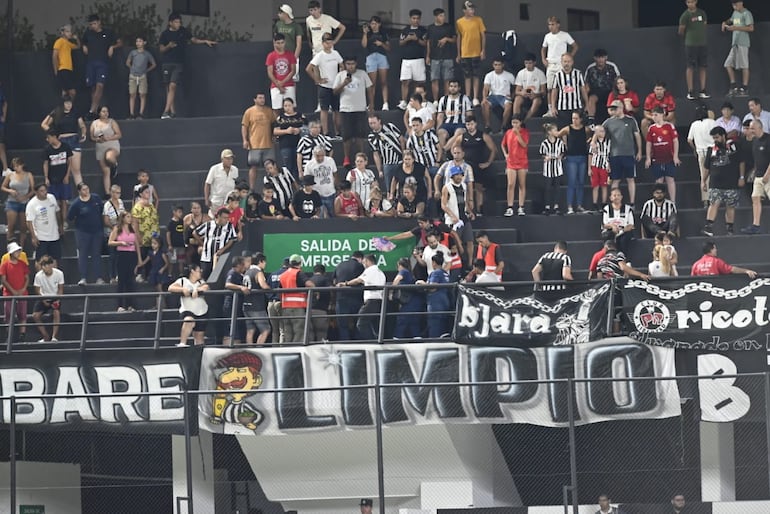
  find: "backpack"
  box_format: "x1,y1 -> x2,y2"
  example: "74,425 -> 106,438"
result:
501,30 -> 519,73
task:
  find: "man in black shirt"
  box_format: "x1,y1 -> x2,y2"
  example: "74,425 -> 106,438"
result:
158,12 -> 216,119
81,14 -> 120,119
257,184 -> 288,219
309,264 -> 331,341
741,119 -> 770,234
274,97 -> 305,178
702,126 -> 745,236
532,241 -> 573,293
397,9 -> 428,110
42,130 -> 73,230
426,8 -> 456,102
290,175 -> 322,219
332,251 -> 364,341
396,184 -> 425,218
242,253 -> 271,345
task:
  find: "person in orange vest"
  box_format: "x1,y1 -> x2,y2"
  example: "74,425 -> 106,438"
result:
474,230 -> 504,281
279,253 -> 314,343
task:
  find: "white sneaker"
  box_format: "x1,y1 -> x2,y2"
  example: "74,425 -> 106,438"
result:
135,274 -> 145,283
504,207 -> 514,217
95,278 -> 105,284
517,207 -> 526,216
315,102 -> 321,113
51,337 -> 58,342
567,207 -> 575,215
38,338 -> 46,343
397,100 -> 408,110
472,98 -> 480,107
176,342 -> 189,347
117,307 -> 126,312
77,278 -> 86,286
382,102 -> 389,111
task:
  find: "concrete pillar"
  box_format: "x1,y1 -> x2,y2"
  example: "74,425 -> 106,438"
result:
700,422 -> 736,502
172,431 -> 215,514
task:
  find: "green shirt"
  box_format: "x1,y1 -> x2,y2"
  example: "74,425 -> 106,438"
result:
729,9 -> 753,48
275,20 -> 302,54
679,8 -> 707,47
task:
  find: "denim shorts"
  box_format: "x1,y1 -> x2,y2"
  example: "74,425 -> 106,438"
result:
4,200 -> 26,213
59,134 -> 82,152
365,52 -> 389,73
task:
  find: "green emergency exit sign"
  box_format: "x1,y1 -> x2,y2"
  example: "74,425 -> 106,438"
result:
20,506 -> 45,514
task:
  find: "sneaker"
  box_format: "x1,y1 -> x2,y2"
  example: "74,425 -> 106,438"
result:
128,114 -> 136,120
382,102 -> 389,111
517,207 -> 526,216
95,278 -> 105,285
176,342 -> 189,348
137,113 -> 145,120
504,207 -> 514,217
51,337 -> 58,342
314,103 -> 321,113
576,206 -> 587,214
161,112 -> 172,119
736,87 -> 748,97
472,98 -> 480,107
62,221 -> 69,231
127,306 -> 136,312
566,207 -> 575,215
686,91 -> 696,100
726,225 -> 734,236
554,207 -> 562,216
77,278 -> 86,286
169,112 -> 177,118
110,163 -> 118,178
543,207 -> 552,216
726,87 -> 738,97
741,224 -> 761,234
110,277 -> 118,284
544,110 -> 557,118
85,111 -> 97,121
38,338 -> 46,343
135,274 -> 145,283
397,100 -> 408,110
699,90 -> 711,99
701,225 -> 714,237
117,307 -> 127,312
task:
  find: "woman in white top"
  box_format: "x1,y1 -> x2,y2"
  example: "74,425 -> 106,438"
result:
102,184 -> 125,283
168,263 -> 210,346
687,104 -> 717,208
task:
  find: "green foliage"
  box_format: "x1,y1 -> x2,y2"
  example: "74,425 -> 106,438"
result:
69,1 -> 165,46
187,11 -> 254,42
0,10 -> 38,51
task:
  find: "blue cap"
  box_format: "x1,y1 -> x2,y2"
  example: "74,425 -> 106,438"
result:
449,165 -> 464,177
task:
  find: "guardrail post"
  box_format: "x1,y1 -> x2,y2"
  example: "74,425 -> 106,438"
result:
303,289 -> 314,344
374,383 -> 385,514
567,378 -> 579,514
184,389 -> 194,514
765,372 -> 770,497
10,396 -> 16,514
606,280 -> 616,336
228,292 -> 238,346
80,295 -> 90,350
376,285 -> 388,344
153,292 -> 164,349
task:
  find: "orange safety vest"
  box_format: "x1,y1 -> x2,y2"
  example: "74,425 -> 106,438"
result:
476,243 -> 501,276
280,267 -> 307,308
449,252 -> 463,270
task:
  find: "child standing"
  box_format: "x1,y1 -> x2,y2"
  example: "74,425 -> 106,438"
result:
125,36 -> 157,119
165,205 -> 186,276
500,117 -> 530,216
145,236 -> 170,308
539,123 -> 565,215
133,169 -> 160,209
589,125 -> 611,210
226,193 -> 244,238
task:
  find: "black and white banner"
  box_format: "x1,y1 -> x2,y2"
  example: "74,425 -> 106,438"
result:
621,277 -> 770,350
198,341 -> 680,436
453,282 -> 611,347
0,347 -> 201,433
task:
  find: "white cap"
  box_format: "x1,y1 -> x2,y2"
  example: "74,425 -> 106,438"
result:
279,4 -> 294,19
6,242 -> 22,254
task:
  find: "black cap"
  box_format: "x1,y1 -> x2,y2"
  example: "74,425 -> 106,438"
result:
360,499 -> 373,506
302,175 -> 316,186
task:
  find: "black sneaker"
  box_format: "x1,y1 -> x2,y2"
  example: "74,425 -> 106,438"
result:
736,86 -> 748,97
686,91 -> 696,100
701,225 -> 714,237
726,225 -> 734,236
110,163 -> 118,179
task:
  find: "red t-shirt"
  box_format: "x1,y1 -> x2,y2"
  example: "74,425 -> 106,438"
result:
0,258 -> 29,295
589,248 -> 607,275
646,122 -> 678,163
265,51 -> 297,88
691,254 -> 732,276
502,128 -> 530,169
229,207 -> 244,229
643,92 -> 676,115
607,91 -> 640,116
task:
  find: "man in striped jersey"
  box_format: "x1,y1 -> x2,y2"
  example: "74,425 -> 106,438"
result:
406,117 -> 440,172
193,207 -> 238,279
263,158 -> 297,215
295,120 -> 333,174
210,352 -> 264,431
640,184 -> 678,238
367,114 -> 403,191
436,79 -> 473,159
550,53 -> 588,128
531,240 -> 573,292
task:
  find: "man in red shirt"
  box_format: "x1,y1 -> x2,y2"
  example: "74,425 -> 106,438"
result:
645,107 -> 681,202
0,242 -> 30,341
641,81 -> 676,137
691,240 -> 756,277
266,33 -> 297,115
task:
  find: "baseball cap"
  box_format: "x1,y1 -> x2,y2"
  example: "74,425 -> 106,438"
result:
221,148 -> 234,159
608,100 -> 623,109
464,1 -> 475,9
279,4 -> 294,19
360,499 -> 373,507
6,242 -> 22,254
449,165 -> 464,177
289,254 -> 302,265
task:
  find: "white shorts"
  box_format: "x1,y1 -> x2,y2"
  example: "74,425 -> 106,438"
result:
270,86 -> 297,109
400,58 -> 426,82
724,45 -> 749,70
752,176 -> 770,199
546,62 -> 563,89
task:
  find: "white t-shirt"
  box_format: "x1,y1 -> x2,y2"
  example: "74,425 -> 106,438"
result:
306,13 -> 341,53
102,198 -> 126,228
205,163 -> 239,208
175,277 -> 209,316
332,69 -> 372,112
304,156 -> 338,197
484,70 -> 516,97
358,264 -> 386,301
34,268 -> 65,296
346,167 -> 377,206
407,105 -> 435,127
25,194 -> 60,242
542,31 -> 575,64
514,67 -> 547,93
309,49 -> 343,89
422,243 -> 452,269
688,119 -> 718,151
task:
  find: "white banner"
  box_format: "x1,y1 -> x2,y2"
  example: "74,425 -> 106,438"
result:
198,339 -> 681,435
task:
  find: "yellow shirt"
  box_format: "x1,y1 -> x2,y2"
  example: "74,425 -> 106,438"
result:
131,202 -> 159,247
1,252 -> 29,266
241,106 -> 276,150
53,37 -> 78,71
456,16 -> 486,58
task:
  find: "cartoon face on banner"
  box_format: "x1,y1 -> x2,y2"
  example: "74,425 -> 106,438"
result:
208,352 -> 265,434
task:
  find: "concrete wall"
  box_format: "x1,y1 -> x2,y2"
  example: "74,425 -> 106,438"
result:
0,462 -> 81,514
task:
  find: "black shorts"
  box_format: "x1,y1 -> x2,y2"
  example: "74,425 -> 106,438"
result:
162,63 -> 184,84
340,111 -> 368,141
181,311 -> 207,332
57,69 -> 76,91
34,239 -> 62,262
318,87 -> 340,111
460,57 -> 481,78
686,45 -> 708,68
33,299 -> 60,314
470,163 -> 495,188
0,125 -> 5,144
